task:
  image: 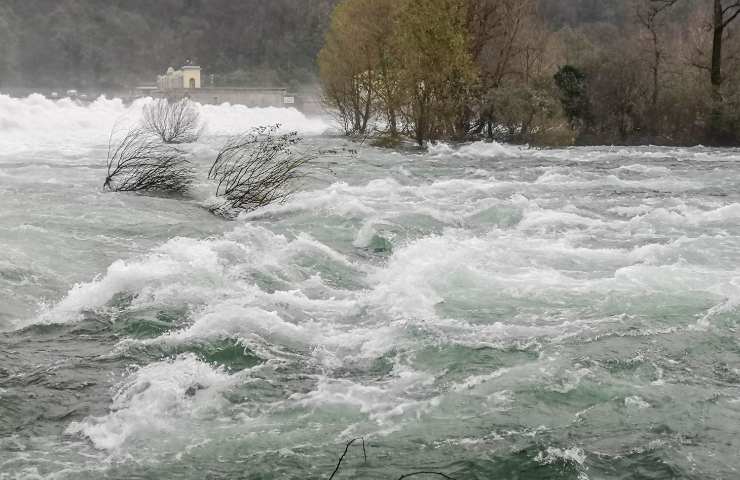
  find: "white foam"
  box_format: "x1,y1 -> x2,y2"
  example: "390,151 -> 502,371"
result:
617,164 -> 672,175
35,236 -> 233,324
625,395 -> 651,409
0,94 -> 328,156
535,446 -> 587,465
65,354 -> 233,451
428,141 -> 519,158
198,103 -> 328,137
534,170 -> 700,192
630,203 -> 740,226
290,367 -> 439,424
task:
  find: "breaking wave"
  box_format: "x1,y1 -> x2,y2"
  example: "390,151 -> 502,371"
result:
2,102 -> 739,478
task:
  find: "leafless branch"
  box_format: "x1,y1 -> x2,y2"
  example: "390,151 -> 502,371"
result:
397,472 -> 458,480
142,98 -> 203,144
103,128 -> 193,194
326,438 -> 458,480
328,438 -> 367,480
723,5 -> 740,28
688,60 -> 712,71
207,124 -> 316,217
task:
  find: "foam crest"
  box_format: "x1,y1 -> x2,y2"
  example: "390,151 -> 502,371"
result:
291,368 -> 439,424
242,181 -> 389,220
36,237 -> 233,324
65,354 -> 233,451
535,446 -> 587,466
617,164 -> 672,175
534,170 -> 700,191
428,141 -> 519,158
27,221 -> 373,336
631,203 -> 740,226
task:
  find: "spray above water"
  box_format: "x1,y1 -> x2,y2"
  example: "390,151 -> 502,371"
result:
0,94 -> 329,155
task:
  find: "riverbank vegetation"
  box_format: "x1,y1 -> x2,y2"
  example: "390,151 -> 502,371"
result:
319,0 -> 740,146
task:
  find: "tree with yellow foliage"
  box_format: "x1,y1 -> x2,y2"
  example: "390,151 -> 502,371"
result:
393,0 -> 479,144
318,0 -> 399,135
319,0 -> 565,145
319,0 -> 478,144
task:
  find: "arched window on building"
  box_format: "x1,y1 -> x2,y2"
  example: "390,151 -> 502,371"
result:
189,78 -> 196,89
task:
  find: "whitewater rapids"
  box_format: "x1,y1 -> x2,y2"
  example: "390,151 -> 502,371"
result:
0,94 -> 739,479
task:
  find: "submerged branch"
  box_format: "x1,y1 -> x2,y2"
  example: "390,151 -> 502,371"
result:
397,472 -> 458,480
327,438 -> 457,480
328,438 -> 367,480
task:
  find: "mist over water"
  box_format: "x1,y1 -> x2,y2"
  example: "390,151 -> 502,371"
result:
1,95 -> 739,479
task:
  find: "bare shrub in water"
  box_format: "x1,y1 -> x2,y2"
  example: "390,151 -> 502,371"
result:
207,125 -> 314,217
103,128 -> 194,193
142,98 -> 203,144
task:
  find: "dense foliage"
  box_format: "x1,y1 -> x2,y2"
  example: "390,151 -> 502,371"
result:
319,0 -> 740,146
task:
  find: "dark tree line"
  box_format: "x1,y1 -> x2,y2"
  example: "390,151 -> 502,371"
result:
0,0 -> 673,92
0,0 -> 339,90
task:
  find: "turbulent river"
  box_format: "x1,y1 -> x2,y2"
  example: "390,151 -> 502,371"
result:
1,94 -> 739,480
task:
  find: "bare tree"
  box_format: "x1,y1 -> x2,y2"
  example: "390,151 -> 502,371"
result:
655,1 -> 740,110
708,1 -> 740,99
637,0 -> 673,110
318,0 -> 386,136
657,0 -> 740,89
103,128 -> 194,194
468,0 -> 538,87
207,125 -> 314,217
142,98 -> 203,144
467,0 -> 540,137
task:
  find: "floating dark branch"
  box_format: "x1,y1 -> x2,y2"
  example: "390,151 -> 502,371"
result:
328,437 -> 367,480
327,438 -> 457,480
207,124 -> 315,217
103,127 -> 193,194
396,472 -> 458,480
142,98 -> 203,144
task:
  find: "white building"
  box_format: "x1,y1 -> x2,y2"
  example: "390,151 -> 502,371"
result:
157,65 -> 201,90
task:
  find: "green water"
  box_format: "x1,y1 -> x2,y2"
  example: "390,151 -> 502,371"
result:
1,98 -> 739,479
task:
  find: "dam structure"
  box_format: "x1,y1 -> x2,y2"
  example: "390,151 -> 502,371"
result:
150,64 -> 296,109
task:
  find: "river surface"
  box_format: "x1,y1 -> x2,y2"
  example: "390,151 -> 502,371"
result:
1,94 -> 739,480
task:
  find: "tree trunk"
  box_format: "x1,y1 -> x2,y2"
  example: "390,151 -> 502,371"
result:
709,0 -> 725,142
414,93 -> 427,146
711,0 -> 724,100
387,108 -> 398,136
651,29 -> 660,109
361,81 -> 373,134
